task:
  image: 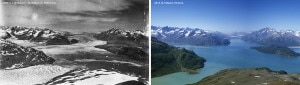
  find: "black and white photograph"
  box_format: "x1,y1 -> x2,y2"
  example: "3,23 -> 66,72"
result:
0,0 -> 149,85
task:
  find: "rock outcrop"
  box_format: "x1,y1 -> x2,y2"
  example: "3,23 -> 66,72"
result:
190,67 -> 300,85
0,39 -> 55,69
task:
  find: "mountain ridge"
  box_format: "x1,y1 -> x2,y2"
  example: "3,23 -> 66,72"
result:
0,26 -> 74,45
151,26 -> 230,46
151,37 -> 206,77
0,39 -> 55,69
242,27 -> 300,46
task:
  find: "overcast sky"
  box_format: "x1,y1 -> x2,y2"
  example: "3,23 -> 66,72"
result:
2,0 -> 148,33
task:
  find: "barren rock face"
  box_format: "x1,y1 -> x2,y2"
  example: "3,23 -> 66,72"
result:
0,39 -> 55,69
0,26 -> 74,45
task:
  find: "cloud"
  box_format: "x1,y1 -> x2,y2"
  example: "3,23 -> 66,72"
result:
3,0 -> 133,11
2,0 -> 148,32
52,15 -> 119,23
55,0 -> 130,12
3,0 -> 139,13
2,0 -> 128,25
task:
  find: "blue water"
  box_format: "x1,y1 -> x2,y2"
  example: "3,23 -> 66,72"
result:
151,39 -> 300,85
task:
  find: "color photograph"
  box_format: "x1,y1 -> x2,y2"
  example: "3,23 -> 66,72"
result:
151,0 -> 300,85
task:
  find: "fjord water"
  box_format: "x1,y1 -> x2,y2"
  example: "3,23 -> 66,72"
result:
152,39 -> 300,85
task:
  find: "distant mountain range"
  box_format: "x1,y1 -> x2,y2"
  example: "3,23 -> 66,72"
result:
0,26 -> 76,45
242,28 -> 300,46
151,26 -> 230,46
94,28 -> 147,42
0,39 -> 55,69
0,26 -> 149,84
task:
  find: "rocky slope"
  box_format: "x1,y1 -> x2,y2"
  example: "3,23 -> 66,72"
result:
95,44 -> 147,61
190,67 -> 300,85
0,26 -> 74,45
251,45 -> 300,57
0,39 -> 55,69
93,28 -> 149,83
44,68 -> 144,85
242,28 -> 300,46
151,37 -> 206,77
151,26 -> 230,46
94,28 -> 148,48
94,28 -> 148,62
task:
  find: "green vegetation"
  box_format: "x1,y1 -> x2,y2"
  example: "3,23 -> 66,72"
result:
251,45 -> 300,57
151,37 -> 206,77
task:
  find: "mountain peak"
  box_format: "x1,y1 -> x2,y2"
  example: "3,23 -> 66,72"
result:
94,28 -> 147,42
260,27 -> 276,32
242,28 -> 300,46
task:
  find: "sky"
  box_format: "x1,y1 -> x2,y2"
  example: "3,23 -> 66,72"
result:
152,0 -> 300,33
1,0 -> 148,33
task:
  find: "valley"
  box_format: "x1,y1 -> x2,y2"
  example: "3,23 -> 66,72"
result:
0,26 -> 148,85
151,27 -> 300,85
152,39 -> 300,85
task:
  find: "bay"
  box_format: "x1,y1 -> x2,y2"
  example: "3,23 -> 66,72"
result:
152,39 -> 300,85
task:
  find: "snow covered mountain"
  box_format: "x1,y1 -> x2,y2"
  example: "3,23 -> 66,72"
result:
151,26 -> 230,46
94,28 -> 147,42
0,39 -> 55,69
0,27 -> 149,84
0,26 -> 74,45
93,28 -> 148,49
242,27 -> 300,46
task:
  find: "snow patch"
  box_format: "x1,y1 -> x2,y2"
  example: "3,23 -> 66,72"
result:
0,65 -> 71,85
48,69 -> 139,85
185,31 -> 191,38
0,29 -> 7,38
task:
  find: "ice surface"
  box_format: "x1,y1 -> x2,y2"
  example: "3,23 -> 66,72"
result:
0,65 -> 71,85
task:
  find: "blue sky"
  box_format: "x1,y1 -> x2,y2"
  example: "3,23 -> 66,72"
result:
152,0 -> 300,33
